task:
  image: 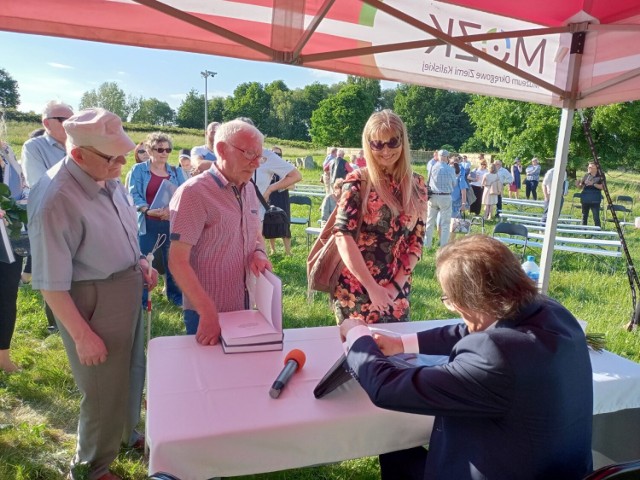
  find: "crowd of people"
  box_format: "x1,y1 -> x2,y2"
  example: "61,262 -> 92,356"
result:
0,102 -> 598,480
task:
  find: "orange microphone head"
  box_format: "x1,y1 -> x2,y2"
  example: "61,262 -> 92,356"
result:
285,349 -> 306,371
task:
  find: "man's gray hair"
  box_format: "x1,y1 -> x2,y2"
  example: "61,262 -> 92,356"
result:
214,119 -> 263,154
42,100 -> 73,119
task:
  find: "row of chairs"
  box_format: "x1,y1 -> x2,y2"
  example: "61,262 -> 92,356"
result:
570,194 -> 634,223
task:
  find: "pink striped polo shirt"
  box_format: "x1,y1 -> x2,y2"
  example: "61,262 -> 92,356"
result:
169,163 -> 264,313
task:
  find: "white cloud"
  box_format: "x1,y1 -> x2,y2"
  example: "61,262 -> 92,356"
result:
47,62 -> 74,70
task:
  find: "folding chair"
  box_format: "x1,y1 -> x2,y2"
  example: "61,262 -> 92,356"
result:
582,458 -> 640,480
616,195 -> 634,211
570,192 -> 582,217
605,204 -> 631,228
492,222 -> 529,260
289,195 -> 312,228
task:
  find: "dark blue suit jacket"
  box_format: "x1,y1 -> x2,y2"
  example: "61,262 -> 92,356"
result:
346,297 -> 593,480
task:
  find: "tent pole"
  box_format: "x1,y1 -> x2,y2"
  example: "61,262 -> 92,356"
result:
538,29 -> 585,294
539,107 -> 572,294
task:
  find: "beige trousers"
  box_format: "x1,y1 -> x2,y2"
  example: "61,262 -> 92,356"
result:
57,266 -> 144,480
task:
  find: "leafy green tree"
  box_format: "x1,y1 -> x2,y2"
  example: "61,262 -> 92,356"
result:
224,82 -> 270,132
176,89 -> 205,129
346,76 -> 382,110
310,83 -> 373,146
131,98 -> 175,125
380,88 -> 397,111
0,68 -> 20,109
394,85 -> 473,151
463,96 -> 640,173
208,96 -> 227,123
79,82 -> 130,120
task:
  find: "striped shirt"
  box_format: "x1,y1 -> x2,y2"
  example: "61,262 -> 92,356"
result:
169,163 -> 264,313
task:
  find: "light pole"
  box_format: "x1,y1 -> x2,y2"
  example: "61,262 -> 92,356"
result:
201,70 -> 217,130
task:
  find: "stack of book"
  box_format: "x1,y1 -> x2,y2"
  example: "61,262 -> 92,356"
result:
219,270 -> 284,353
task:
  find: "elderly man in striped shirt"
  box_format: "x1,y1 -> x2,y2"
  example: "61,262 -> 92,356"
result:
169,119 -> 272,346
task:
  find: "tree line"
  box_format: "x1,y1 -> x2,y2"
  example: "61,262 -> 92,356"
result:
1,67 -> 639,172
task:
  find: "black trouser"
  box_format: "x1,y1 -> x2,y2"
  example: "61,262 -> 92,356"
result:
496,194 -> 503,216
525,180 -> 538,200
0,255 -> 23,349
379,446 -> 428,480
470,185 -> 483,215
542,196 -> 565,223
582,202 -> 601,227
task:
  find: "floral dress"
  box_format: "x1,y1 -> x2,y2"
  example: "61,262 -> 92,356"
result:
332,170 -> 426,324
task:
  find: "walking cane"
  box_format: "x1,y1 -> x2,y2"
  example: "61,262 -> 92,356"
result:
144,234 -> 166,457
145,234 -> 167,345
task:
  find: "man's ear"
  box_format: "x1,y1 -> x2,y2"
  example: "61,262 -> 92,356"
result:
215,141 -> 225,159
69,146 -> 86,165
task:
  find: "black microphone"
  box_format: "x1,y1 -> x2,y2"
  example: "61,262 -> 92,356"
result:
269,349 -> 306,399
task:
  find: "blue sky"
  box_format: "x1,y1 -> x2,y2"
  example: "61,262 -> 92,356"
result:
1,30 -> 371,114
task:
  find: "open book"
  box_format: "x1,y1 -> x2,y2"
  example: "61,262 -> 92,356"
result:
149,179 -> 178,210
0,221 -> 16,264
219,270 -> 284,353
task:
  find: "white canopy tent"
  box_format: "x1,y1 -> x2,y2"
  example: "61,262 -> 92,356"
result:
3,0 -> 640,292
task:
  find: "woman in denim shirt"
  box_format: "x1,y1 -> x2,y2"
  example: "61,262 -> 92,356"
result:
128,132 -> 186,306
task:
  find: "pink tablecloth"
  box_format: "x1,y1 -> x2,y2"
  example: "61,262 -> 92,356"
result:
147,319 -> 640,479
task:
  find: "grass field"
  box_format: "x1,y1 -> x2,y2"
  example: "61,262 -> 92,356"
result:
1,121 -> 640,479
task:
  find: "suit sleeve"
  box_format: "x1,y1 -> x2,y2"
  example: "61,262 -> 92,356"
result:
346,330 -> 514,418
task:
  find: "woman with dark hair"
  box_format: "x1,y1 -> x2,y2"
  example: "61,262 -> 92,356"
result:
332,109 -> 427,324
577,162 -> 604,227
340,235 -> 593,480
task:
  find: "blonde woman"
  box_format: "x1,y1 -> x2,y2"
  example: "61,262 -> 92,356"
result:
333,110 -> 427,324
481,163 -> 501,220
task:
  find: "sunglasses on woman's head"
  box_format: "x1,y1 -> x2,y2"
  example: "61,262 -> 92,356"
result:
369,137 -> 402,151
152,148 -> 172,153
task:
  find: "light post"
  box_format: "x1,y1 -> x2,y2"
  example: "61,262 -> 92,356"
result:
201,70 -> 217,130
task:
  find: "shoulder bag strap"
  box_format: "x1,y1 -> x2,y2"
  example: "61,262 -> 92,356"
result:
251,179 -> 270,210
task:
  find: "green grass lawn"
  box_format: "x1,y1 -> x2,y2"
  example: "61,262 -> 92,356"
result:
1,122 -> 640,479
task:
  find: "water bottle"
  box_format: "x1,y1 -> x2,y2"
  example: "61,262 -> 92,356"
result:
522,255 -> 540,282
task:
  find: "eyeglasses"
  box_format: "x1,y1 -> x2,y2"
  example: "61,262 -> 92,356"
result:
82,147 -> 119,164
229,143 -> 266,163
47,117 -> 70,122
369,137 -> 402,151
152,148 -> 172,154
136,149 -> 147,154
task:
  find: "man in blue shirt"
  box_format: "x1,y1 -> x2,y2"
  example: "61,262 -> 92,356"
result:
21,100 -> 74,188
190,121 -> 219,174
20,100 -> 74,333
425,149 -> 456,247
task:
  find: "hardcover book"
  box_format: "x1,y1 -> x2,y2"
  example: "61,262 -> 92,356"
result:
219,270 -> 283,353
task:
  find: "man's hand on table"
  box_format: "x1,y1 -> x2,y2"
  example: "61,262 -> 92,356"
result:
373,333 -> 404,356
196,312 -> 221,346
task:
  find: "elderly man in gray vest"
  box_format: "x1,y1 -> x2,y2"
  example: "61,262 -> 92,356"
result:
28,108 -> 158,480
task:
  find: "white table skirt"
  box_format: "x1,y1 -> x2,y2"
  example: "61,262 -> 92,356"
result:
147,319 -> 640,479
